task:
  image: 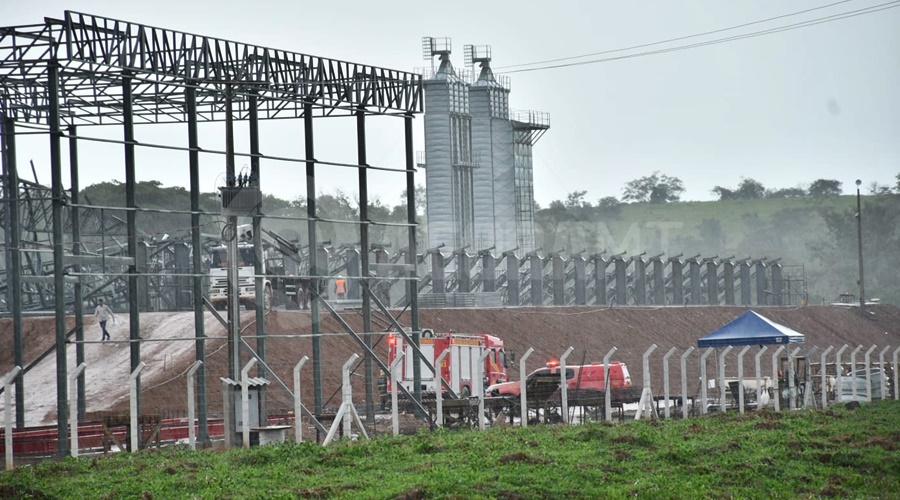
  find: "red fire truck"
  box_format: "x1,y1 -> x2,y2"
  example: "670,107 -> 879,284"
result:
387,329 -> 508,398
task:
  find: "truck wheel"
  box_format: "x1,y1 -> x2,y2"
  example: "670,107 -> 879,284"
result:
264,285 -> 272,311
460,386 -> 470,399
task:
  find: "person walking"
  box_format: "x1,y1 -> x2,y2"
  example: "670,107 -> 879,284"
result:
94,298 -> 117,341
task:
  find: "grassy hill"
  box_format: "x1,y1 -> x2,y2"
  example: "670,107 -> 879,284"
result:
2,401 -> 898,498
536,195 -> 899,306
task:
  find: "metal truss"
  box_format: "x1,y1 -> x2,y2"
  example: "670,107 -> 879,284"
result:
1,11 -> 423,127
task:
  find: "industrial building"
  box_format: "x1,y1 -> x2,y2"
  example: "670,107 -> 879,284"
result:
420,38 -> 549,255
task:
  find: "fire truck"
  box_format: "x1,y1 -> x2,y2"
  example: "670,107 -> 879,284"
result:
387,329 -> 508,399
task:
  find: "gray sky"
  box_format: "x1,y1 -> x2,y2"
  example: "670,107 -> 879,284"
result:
4,0 -> 899,207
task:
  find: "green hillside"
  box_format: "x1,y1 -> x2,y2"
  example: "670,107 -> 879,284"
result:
535,195 -> 899,306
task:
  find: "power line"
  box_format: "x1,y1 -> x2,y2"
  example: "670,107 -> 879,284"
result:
496,0 -> 857,70
501,1 -> 900,74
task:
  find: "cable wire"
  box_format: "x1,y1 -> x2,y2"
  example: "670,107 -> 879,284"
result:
502,1 -> 899,74
495,0 -> 858,70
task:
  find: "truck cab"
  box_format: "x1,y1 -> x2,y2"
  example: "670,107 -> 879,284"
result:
208,243 -> 272,311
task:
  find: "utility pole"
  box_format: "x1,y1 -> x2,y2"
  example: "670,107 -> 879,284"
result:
855,179 -> 865,311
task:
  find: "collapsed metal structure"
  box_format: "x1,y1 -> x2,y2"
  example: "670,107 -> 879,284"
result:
0,11 -> 423,455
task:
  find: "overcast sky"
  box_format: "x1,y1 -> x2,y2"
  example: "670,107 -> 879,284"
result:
4,0 -> 899,207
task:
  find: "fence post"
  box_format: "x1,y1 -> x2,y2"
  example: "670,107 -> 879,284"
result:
293,356 -> 308,443
391,352 -> 406,435
849,345 -> 863,402
603,347 -> 618,421
834,344 -> 849,404
699,348 -> 714,415
717,347 -> 733,412
755,346 -> 768,409
680,347 -> 695,419
638,344 -> 657,420
736,346 -> 750,413
69,363 -> 87,457
820,347 -> 833,408
241,358 -> 259,448
519,348 -> 534,427
478,350 -> 492,430
878,346 -> 891,400
3,367 -> 22,470
433,350 -> 449,429
186,360 -> 203,450
559,347 -> 574,424
662,347 -> 677,419
222,379 -> 233,447
770,346 -> 785,412
130,363 -> 146,452
863,345 -> 877,402
787,347 -> 801,410
803,347 -> 818,408
893,346 -> 900,401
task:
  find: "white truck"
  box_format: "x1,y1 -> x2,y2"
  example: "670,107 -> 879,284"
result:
207,227 -> 308,311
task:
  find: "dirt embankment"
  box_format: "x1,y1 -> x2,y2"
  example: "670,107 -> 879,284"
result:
2,305 -> 898,425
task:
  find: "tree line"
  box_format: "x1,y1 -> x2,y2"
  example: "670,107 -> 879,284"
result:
542,171 -> 900,208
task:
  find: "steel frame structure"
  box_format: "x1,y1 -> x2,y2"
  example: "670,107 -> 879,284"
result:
1,11 -> 423,456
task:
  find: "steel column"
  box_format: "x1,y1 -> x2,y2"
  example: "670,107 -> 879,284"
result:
248,93 -> 267,422
706,260 -> 718,305
755,261 -> 767,305
356,107 -> 375,423
652,258 -> 664,305
740,261 -> 752,305
123,74 -> 142,422
614,257 -> 627,306
506,252 -> 520,306
551,254 -> 565,305
305,102 -> 323,414
186,85 -> 209,443
573,255 -> 586,305
2,115 -> 24,427
723,261 -> 735,305
530,253 -> 543,306
481,250 -> 496,293
671,258 -> 684,305
405,114 -> 422,408
49,60 -> 69,456
633,257 -> 646,305
68,124 -> 86,420
688,259 -> 701,305
593,255 -> 608,305
457,250 -> 471,293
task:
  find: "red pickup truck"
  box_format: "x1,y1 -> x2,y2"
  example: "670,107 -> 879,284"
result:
486,361 -> 632,397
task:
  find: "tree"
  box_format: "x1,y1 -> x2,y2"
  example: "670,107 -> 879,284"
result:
595,196 -> 622,219
735,178 -> 766,200
712,178 -> 765,200
895,173 -> 900,194
766,187 -> 806,199
712,186 -> 736,201
564,190 -> 590,208
807,179 -> 842,198
867,182 -> 893,196
622,171 -> 684,203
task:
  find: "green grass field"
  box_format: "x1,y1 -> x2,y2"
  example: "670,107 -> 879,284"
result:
3,400 -> 898,499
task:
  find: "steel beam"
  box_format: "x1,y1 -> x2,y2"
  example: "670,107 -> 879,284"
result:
123,73 -> 142,421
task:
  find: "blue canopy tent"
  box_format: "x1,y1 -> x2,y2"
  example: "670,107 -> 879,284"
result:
698,310 -> 806,348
